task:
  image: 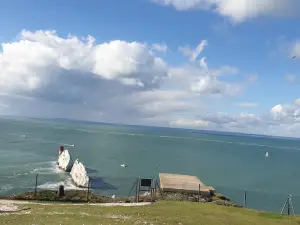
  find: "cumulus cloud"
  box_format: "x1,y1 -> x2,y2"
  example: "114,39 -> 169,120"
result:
0,29 -> 246,125
176,41 -> 242,96
190,74 -> 241,95
152,43 -> 169,52
0,30 -> 168,97
270,102 -> 300,123
170,112 -> 263,133
199,57 -> 208,70
152,0 -> 300,23
169,97 -> 300,137
0,30 -> 173,122
169,63 -> 241,97
5,29 -> 299,137
294,98 -> 300,106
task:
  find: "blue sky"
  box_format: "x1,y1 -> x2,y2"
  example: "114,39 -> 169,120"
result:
1,0 -> 300,136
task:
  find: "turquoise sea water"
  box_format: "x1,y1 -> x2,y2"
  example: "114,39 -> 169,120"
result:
1,117 -> 300,213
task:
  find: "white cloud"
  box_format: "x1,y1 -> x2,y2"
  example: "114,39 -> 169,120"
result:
5,29 -> 300,137
190,74 -> 241,95
126,90 -> 196,117
170,119 -> 209,127
169,64 -> 242,96
0,30 -> 168,97
176,41 -> 242,96
170,112 -> 262,132
294,98 -> 300,106
199,57 -> 208,70
270,104 -> 289,120
152,0 -> 300,23
269,101 -> 300,123
179,40 -> 207,62
1,30 -> 244,125
169,97 -> 300,137
0,30 -> 175,123
236,102 -> 259,108
290,41 -> 300,58
152,43 -> 169,52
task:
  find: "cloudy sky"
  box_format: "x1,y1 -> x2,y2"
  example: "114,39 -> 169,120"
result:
1,0 -> 300,137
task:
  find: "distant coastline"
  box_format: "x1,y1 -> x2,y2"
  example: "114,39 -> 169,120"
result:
1,115 -> 299,141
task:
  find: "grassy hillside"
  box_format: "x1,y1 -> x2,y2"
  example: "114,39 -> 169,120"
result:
1,201 -> 299,225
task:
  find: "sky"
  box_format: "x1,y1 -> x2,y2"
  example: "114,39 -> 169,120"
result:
1,0 -> 300,137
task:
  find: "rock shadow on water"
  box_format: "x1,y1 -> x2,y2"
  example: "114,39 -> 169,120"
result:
90,176 -> 118,191
86,168 -> 98,174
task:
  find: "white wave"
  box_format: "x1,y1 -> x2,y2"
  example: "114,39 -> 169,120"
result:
6,133 -> 27,139
0,184 -> 13,192
74,128 -> 98,133
25,161 -> 54,167
38,177 -> 85,190
7,172 -> 29,178
29,161 -> 62,174
108,131 -> 300,151
60,143 -> 75,147
109,131 -> 145,137
192,137 -> 300,151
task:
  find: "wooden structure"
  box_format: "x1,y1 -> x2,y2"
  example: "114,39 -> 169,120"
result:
127,178 -> 156,202
159,173 -> 215,196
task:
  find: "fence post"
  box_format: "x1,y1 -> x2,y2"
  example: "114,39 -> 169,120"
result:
86,180 -> 90,202
153,179 -> 156,200
287,196 -> 290,215
198,183 -> 200,203
34,173 -> 39,198
137,178 -> 140,203
135,178 -> 138,203
244,190 -> 247,208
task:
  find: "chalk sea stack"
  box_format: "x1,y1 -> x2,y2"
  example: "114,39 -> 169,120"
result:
57,146 -> 74,172
70,159 -> 90,188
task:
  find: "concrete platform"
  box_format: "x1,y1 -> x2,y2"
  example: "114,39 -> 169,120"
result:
159,173 -> 215,196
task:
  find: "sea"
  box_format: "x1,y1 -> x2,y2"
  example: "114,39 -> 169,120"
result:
0,117 -> 300,213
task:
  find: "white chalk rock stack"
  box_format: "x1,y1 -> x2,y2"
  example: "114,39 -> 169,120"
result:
57,149 -> 74,172
70,159 -> 89,188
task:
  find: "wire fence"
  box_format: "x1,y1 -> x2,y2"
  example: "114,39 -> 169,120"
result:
215,185 -> 300,214
1,173 -> 299,214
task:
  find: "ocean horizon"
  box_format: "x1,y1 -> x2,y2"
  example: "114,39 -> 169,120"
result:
3,115 -> 299,141
1,117 -> 300,213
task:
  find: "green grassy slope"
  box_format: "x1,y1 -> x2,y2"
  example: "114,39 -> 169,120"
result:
1,201 -> 299,225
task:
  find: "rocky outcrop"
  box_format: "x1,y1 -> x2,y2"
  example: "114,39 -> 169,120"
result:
70,159 -> 89,188
57,149 -> 73,172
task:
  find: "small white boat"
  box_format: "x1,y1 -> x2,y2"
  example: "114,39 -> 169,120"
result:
120,164 -> 127,168
265,152 -> 269,158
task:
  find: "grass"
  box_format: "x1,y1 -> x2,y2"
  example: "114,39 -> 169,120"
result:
1,201 -> 300,225
4,190 -> 149,203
